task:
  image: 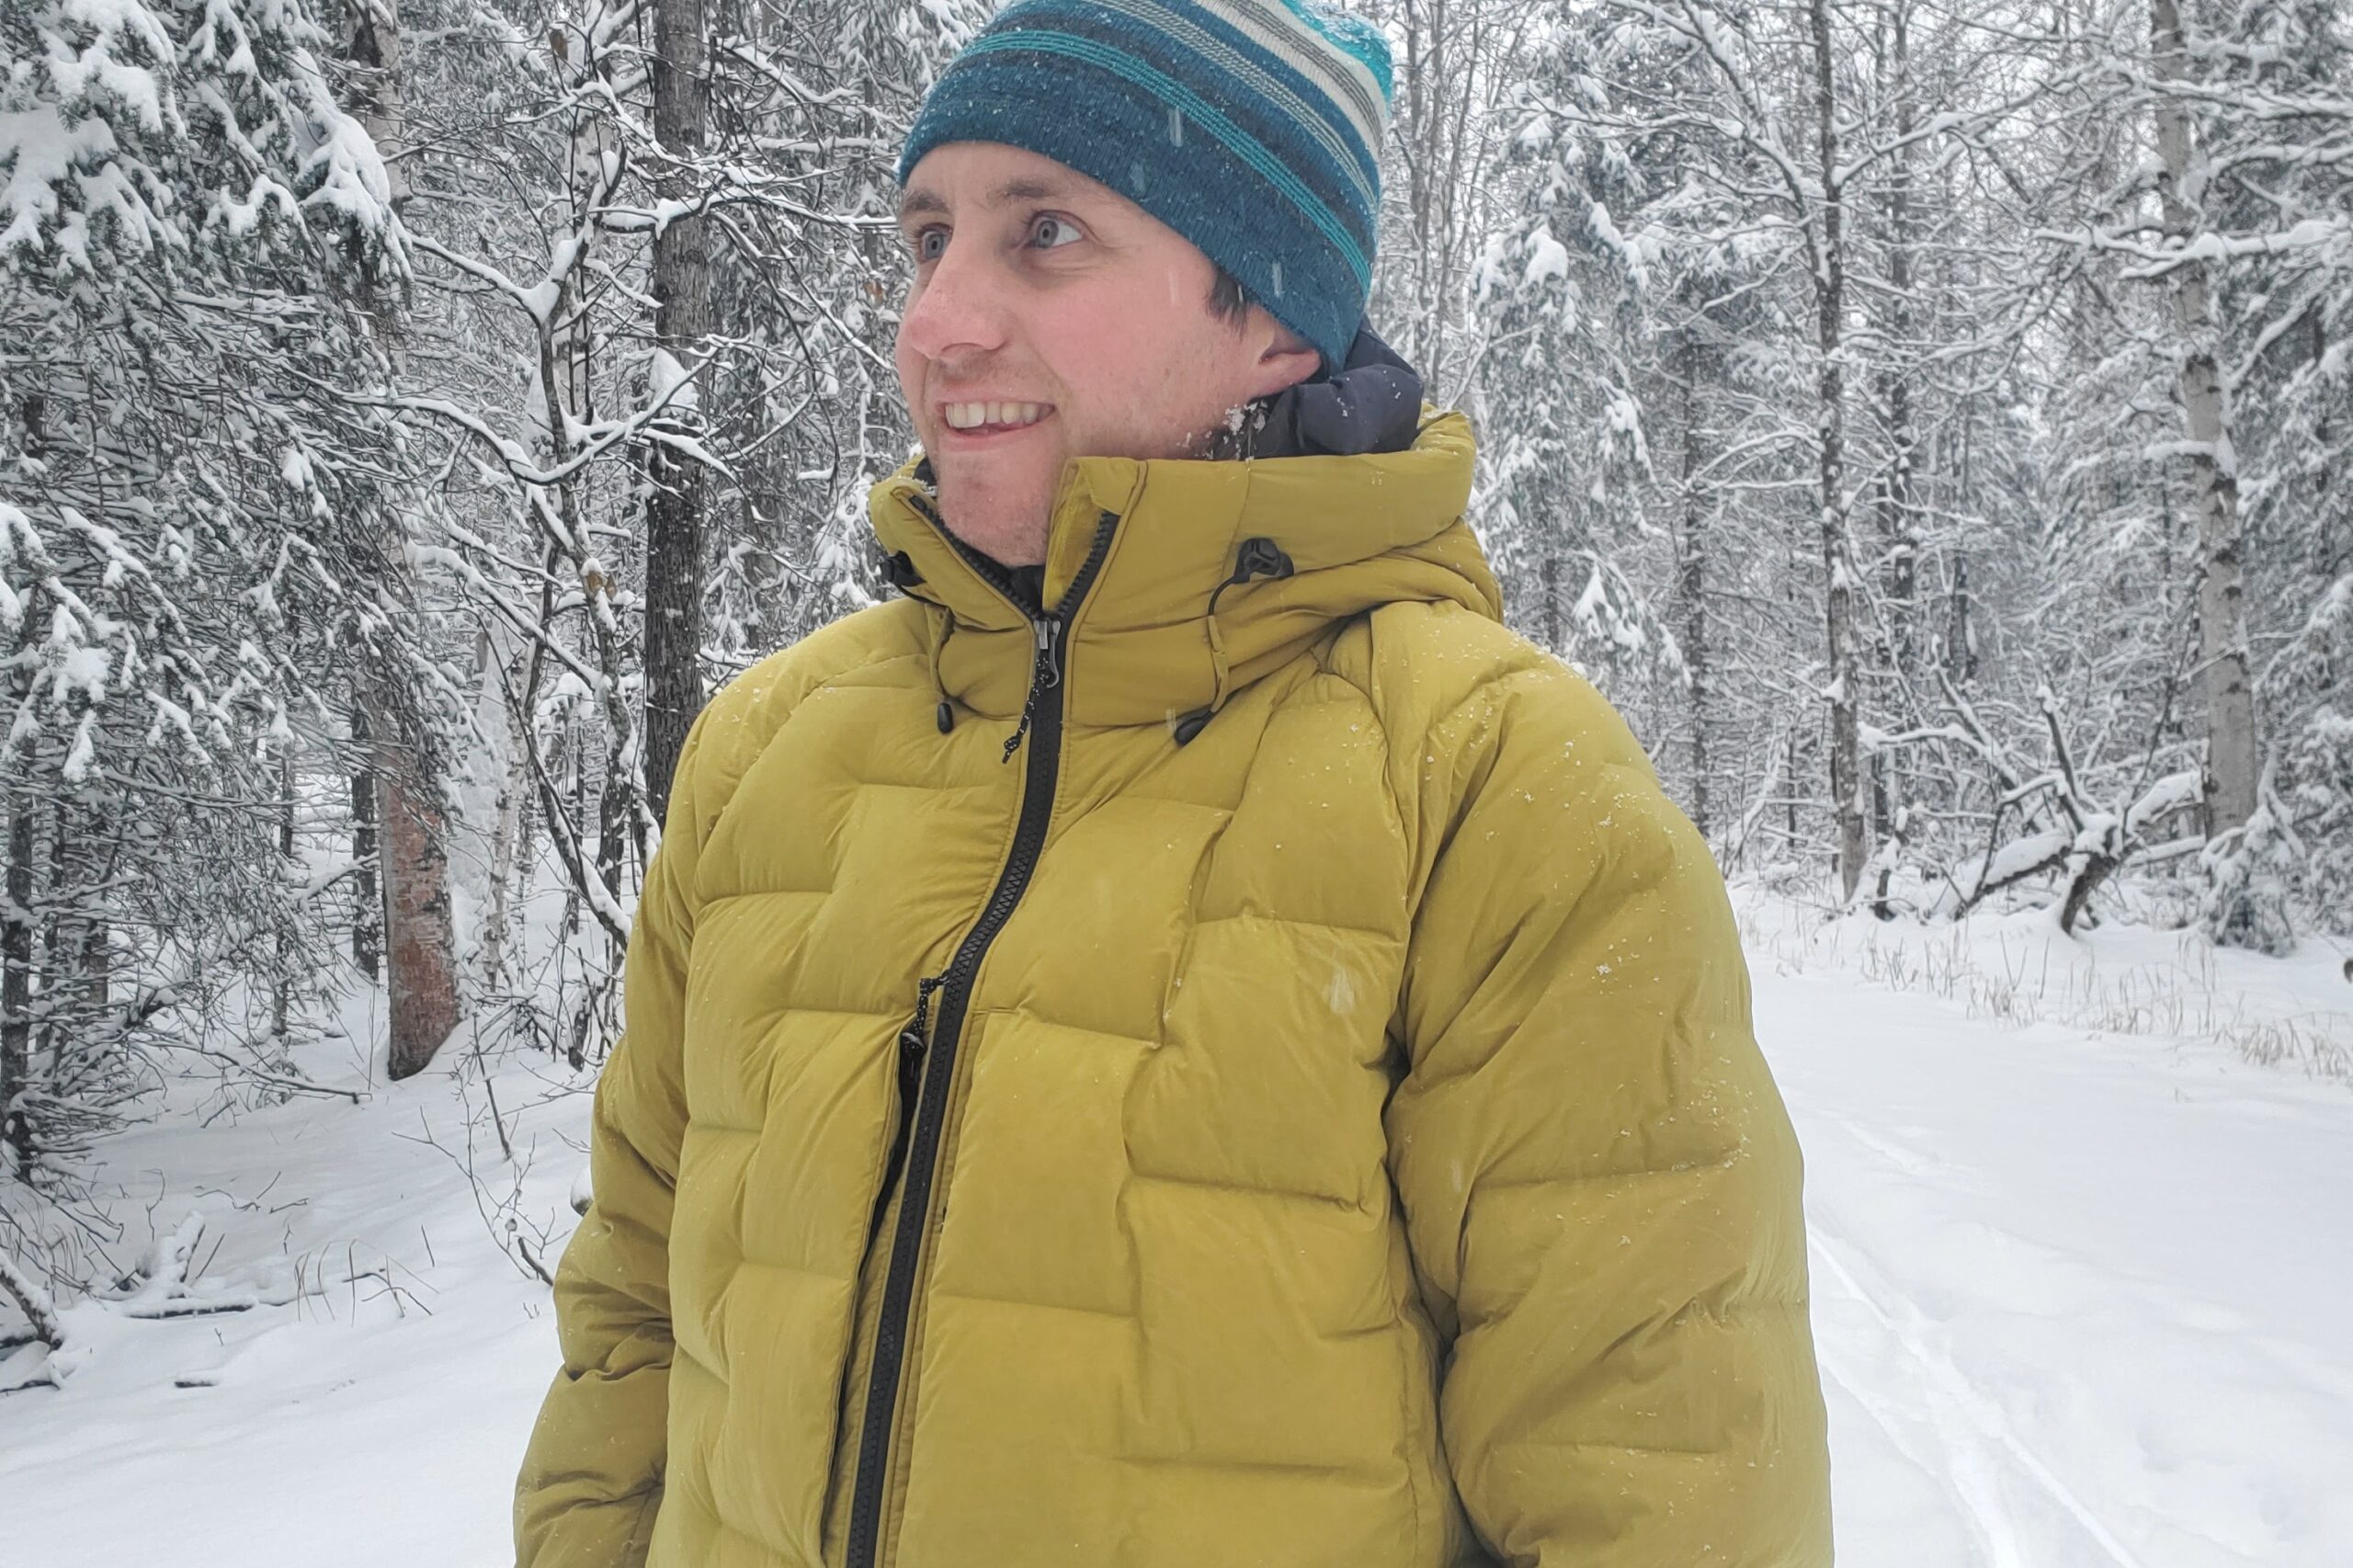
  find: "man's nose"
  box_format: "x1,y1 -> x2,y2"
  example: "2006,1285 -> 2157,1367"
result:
898,234 -> 1008,363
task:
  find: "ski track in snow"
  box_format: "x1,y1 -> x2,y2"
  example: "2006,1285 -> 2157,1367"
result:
1758,903 -> 2353,1568
1806,1150 -> 2148,1568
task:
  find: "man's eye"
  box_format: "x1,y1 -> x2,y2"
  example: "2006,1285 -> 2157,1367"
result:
914,228 -> 947,263
1029,215 -> 1082,250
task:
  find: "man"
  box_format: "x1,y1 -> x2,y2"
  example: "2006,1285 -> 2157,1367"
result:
514,2 -> 1834,1564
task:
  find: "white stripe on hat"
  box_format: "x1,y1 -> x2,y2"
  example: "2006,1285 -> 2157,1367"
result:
1196,0 -> 1390,161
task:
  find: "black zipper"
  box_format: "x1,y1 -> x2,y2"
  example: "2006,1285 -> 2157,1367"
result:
865,974 -> 943,1248
845,507 -> 1120,1568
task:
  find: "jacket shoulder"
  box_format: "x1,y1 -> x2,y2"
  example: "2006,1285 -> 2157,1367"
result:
1339,601 -> 1651,775
1330,602 -> 1683,898
678,600 -> 927,820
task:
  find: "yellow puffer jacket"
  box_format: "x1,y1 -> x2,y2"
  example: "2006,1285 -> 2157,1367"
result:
514,410 -> 1832,1568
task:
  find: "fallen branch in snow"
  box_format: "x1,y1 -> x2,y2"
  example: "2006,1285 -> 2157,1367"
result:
1868,674 -> 2205,933
0,1245 -> 65,1348
153,1043 -> 364,1106
94,1211 -> 297,1322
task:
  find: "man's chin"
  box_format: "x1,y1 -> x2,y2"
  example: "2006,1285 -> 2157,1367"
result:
934,483 -> 1050,569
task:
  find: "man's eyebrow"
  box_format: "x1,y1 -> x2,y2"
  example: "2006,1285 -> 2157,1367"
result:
894,176 -> 1084,224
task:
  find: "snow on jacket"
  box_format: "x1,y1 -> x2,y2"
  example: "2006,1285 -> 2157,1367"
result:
512,408 -> 1833,1568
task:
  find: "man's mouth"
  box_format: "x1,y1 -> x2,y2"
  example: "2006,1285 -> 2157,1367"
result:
939,401 -> 1053,436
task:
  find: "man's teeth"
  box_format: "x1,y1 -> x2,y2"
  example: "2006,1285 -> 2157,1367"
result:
944,402 -> 1049,430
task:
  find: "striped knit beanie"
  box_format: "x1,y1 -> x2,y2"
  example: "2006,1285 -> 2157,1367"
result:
896,0 -> 1393,371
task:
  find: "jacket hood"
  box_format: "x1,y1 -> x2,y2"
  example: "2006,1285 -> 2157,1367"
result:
867,407 -> 1503,730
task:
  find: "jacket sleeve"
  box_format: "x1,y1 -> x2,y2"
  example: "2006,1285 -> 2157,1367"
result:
514,712 -> 713,1568
1385,658 -> 1832,1567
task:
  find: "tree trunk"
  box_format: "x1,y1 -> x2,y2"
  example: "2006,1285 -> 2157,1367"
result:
77,806 -> 108,1016
349,726 -> 380,983
1810,0 -> 1868,900
40,799 -> 66,1076
479,631 -> 529,997
1869,4 -> 1916,926
642,0 -> 714,825
347,0 -> 462,1078
2150,0 -> 2259,836
273,749 -> 295,1040
1538,549 -> 1563,654
1877,0 -> 1920,684
379,752 -> 462,1077
1674,336 -> 1712,840
1948,403 -> 1977,687
2,794 -> 34,1174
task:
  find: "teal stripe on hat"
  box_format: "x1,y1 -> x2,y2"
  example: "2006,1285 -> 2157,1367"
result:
960,29 -> 1372,290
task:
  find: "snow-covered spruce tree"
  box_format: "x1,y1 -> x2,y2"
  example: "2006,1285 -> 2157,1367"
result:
651,0 -> 989,806
1495,0 -> 1874,896
0,0 -> 427,1259
1465,17 -> 1684,726
1642,165 -> 1816,860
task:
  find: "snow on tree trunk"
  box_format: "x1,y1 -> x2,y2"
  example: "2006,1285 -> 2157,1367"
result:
2151,0 -> 2258,835
2149,0 -> 2277,952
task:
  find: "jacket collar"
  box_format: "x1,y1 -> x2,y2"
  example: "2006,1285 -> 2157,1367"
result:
867,408 -> 1502,731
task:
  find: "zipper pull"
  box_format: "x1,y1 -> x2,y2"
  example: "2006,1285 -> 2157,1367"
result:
1001,614 -> 1061,763
899,975 -> 944,1072
1034,613 -> 1062,688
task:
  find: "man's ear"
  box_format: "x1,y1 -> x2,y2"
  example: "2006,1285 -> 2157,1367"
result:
1245,312 -> 1323,401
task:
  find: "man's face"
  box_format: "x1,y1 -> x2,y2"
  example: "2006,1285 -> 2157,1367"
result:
893,142 -> 1321,567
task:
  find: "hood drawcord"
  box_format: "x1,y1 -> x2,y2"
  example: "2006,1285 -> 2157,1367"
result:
926,610 -> 958,733
889,536 -> 961,736
1173,537 -> 1293,746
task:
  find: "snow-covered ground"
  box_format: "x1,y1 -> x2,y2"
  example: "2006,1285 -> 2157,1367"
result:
1736,898 -> 2353,1568
4,899 -> 2348,1568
